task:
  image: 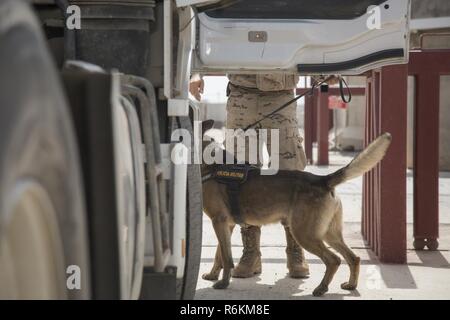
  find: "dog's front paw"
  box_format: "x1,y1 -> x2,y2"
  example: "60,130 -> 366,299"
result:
312,285 -> 328,297
213,280 -> 230,290
340,282 -> 357,291
202,272 -> 219,281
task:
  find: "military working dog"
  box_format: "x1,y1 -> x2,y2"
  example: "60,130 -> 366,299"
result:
200,120 -> 392,296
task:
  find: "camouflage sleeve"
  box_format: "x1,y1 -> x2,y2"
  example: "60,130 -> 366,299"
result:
228,73 -> 298,91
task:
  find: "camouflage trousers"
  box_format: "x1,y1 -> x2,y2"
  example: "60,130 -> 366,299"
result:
226,86 -> 307,171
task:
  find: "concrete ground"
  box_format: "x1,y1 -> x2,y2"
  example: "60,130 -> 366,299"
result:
196,150 -> 450,300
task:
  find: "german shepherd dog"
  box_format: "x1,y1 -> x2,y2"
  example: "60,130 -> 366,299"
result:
200,120 -> 392,296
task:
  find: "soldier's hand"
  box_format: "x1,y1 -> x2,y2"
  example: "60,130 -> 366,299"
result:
326,75 -> 340,86
311,75 -> 340,86
189,76 -> 204,101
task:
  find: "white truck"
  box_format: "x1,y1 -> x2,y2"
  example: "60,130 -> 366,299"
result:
0,0 -> 410,299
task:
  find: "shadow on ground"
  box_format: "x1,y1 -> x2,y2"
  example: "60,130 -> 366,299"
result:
196,273 -> 362,300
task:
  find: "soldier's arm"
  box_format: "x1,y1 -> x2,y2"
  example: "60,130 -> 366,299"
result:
189,73 -> 228,101
189,73 -> 204,101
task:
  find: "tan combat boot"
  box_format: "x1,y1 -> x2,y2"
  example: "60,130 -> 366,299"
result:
284,226 -> 310,278
232,225 -> 262,278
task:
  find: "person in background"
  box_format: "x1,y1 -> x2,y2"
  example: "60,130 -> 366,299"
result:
190,73 -> 309,279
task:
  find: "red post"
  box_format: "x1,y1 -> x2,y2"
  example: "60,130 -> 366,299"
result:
378,65 -> 408,263
312,89 -> 318,144
408,50 -> 450,250
304,92 -> 314,164
317,85 -> 329,166
413,74 -> 440,247
362,78 -> 372,242
368,72 -> 375,252
363,66 -> 408,264
373,71 -> 381,256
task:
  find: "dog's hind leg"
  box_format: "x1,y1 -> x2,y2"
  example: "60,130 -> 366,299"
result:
307,241 -> 341,297
212,218 -> 234,289
325,206 -> 360,291
291,229 -> 341,297
326,235 -> 360,291
203,225 -> 235,281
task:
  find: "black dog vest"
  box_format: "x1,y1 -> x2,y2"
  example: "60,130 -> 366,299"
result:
203,164 -> 259,225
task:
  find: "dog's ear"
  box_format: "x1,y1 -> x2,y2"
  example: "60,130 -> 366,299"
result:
202,119 -> 215,136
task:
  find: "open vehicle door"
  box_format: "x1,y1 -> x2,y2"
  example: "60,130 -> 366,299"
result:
188,0 -> 411,75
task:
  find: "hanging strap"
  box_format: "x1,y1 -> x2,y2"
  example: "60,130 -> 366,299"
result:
339,76 -> 352,103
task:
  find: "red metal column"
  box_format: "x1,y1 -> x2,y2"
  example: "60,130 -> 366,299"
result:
369,71 -> 377,254
413,73 -> 440,249
373,70 -> 381,256
312,89 -> 318,144
304,92 -> 314,164
363,66 -> 407,264
364,73 -> 378,250
328,110 -> 334,131
378,64 -> 408,263
369,77 -> 375,251
408,50 -> 450,250
362,77 -> 373,241
317,85 -> 329,165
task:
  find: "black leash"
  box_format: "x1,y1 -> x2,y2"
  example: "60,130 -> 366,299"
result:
339,76 -> 352,103
243,75 -> 351,131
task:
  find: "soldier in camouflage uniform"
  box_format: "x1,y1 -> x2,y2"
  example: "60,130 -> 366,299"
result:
190,73 -> 309,279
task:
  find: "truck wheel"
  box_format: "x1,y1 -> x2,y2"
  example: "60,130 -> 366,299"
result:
0,0 -> 90,299
175,116 -> 203,300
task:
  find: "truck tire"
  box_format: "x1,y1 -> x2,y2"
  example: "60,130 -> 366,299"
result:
0,0 -> 90,299
62,70 -> 123,299
175,116 -> 203,300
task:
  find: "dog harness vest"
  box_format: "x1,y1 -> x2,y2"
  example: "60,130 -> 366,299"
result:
203,164 -> 260,225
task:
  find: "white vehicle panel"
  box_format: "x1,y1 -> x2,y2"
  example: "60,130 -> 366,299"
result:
193,0 -> 410,75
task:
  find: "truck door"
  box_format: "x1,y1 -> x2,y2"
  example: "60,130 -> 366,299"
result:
188,0 -> 410,75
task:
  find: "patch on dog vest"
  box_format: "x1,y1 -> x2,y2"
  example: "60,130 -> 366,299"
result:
213,165 -> 254,184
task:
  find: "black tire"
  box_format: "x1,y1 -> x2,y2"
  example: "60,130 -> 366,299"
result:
174,116 -> 203,300
0,0 -> 90,299
62,69 -> 122,299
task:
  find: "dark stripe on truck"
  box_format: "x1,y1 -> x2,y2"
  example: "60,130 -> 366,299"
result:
297,48 -> 405,73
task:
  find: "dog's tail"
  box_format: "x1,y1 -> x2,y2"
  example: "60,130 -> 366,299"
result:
326,133 -> 392,188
